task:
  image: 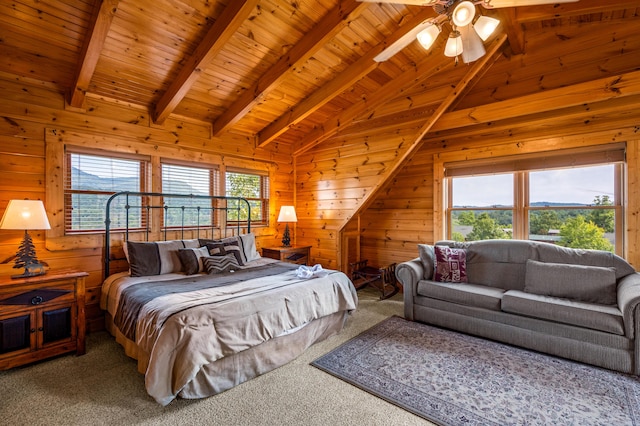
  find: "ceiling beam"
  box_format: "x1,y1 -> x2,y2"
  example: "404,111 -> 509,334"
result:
293,49 -> 455,156
257,7 -> 437,148
496,9 -> 524,55
152,0 -> 259,125
68,0 -> 119,108
430,69 -> 640,132
337,34 -> 509,229
211,0 -> 368,137
513,0 -> 640,23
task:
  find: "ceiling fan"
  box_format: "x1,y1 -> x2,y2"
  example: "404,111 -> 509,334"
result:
359,0 -> 579,63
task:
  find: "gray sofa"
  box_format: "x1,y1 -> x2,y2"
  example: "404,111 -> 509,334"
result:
395,239 -> 640,374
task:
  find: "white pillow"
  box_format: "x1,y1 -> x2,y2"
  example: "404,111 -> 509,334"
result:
239,233 -> 261,262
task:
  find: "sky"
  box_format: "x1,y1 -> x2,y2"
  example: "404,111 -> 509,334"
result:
452,164 -> 615,207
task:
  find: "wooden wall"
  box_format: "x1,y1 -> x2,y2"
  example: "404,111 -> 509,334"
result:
295,16 -> 640,274
0,74 -> 293,331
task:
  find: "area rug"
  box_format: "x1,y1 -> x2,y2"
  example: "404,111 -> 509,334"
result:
311,315 -> 640,426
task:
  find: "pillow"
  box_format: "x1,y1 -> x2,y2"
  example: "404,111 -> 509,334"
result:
177,246 -> 210,275
434,245 -> 467,283
239,233 -> 261,262
524,259 -> 617,305
418,244 -> 435,280
127,240 -> 186,277
204,254 -> 240,274
205,243 -> 226,256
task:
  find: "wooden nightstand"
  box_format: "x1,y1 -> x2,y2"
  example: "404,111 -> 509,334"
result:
262,246 -> 311,265
0,269 -> 87,370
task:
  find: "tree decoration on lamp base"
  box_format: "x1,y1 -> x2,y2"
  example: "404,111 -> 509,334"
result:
281,223 -> 292,247
12,230 -> 47,278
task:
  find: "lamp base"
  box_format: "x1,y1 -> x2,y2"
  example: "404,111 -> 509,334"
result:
11,262 -> 47,279
281,224 -> 291,247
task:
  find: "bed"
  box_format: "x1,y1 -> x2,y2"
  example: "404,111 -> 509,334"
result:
99,191 -> 358,405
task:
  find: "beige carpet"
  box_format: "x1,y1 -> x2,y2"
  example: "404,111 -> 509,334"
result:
0,288 -> 431,426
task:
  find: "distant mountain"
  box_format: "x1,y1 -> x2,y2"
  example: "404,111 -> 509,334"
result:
71,167 -> 205,195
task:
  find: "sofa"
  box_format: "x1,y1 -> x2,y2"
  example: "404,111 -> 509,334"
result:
395,239 -> 640,374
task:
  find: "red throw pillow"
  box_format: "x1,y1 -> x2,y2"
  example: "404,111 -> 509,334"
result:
434,246 -> 467,283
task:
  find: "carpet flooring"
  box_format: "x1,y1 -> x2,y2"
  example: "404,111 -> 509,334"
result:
311,315 -> 640,426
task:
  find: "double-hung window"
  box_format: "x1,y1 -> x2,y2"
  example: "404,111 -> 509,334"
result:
225,169 -> 269,226
445,145 -> 624,253
161,162 -> 218,228
64,149 -> 149,233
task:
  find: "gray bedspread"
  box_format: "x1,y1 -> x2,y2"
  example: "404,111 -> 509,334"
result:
103,261 -> 358,405
114,262 -> 298,341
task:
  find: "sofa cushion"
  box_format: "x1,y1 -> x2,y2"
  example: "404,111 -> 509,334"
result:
502,290 -> 624,335
418,244 -> 435,280
434,246 -> 467,283
417,280 -> 504,311
536,242 -> 635,280
436,239 -> 535,290
524,259 -> 617,305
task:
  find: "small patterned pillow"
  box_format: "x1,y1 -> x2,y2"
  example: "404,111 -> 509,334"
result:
204,253 -> 240,274
434,246 -> 467,283
177,246 -> 210,275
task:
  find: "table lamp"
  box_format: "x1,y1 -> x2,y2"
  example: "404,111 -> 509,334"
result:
0,199 -> 51,278
277,205 -> 297,247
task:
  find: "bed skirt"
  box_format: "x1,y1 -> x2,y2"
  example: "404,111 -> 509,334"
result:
105,310 -> 350,402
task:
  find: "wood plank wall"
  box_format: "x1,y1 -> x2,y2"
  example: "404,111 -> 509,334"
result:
295,16 -> 640,275
0,74 -> 293,331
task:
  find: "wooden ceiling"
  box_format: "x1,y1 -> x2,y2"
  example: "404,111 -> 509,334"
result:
1,0 -> 638,154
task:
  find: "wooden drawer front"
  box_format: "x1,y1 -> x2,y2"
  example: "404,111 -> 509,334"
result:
0,284 -> 75,315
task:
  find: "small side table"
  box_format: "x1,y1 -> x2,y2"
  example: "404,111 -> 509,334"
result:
349,260 -> 398,300
262,245 -> 311,265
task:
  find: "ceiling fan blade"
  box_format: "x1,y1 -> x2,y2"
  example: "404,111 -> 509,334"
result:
374,19 -> 439,62
482,0 -> 579,8
358,0 -> 438,6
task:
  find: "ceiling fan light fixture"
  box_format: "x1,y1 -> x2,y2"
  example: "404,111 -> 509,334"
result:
460,24 -> 486,63
452,1 -> 476,27
444,31 -> 464,58
416,24 -> 441,50
474,15 -> 500,41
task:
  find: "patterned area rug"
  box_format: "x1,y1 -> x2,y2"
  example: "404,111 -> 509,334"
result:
311,316 -> 640,426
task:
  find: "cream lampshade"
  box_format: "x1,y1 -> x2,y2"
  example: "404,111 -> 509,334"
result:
277,206 -> 297,247
0,199 -> 51,278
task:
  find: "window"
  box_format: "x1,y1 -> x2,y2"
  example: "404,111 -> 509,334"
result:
64,150 -> 149,233
446,146 -> 624,253
161,163 -> 218,228
225,170 -> 269,225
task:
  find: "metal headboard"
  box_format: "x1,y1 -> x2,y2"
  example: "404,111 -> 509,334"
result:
104,191 -> 252,278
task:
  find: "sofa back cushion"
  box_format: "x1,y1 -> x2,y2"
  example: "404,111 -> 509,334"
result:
437,240 -> 536,290
524,259 -> 618,305
536,243 -> 635,280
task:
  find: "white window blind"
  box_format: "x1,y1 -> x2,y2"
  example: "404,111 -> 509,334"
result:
161,163 -> 217,227
64,150 -> 148,232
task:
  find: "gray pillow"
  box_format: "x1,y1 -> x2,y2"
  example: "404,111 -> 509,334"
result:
127,240 -> 187,277
524,259 -> 617,305
177,246 -> 210,275
418,244 -> 435,280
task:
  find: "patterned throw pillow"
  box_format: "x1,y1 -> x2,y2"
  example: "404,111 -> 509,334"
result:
434,246 -> 467,283
177,246 -> 210,275
203,254 -> 240,274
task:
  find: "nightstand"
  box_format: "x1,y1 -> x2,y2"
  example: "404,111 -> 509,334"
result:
262,246 -> 311,265
0,269 -> 87,370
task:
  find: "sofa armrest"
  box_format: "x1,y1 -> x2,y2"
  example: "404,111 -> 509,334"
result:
396,258 -> 424,321
617,272 -> 640,338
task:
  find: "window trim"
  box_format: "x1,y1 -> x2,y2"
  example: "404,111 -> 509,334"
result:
224,167 -> 270,226
441,146 -> 624,254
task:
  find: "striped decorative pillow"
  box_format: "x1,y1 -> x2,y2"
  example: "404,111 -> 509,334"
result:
204,254 -> 240,274
177,246 -> 210,275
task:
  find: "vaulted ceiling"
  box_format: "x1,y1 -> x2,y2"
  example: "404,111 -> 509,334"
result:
1,0 -> 638,155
